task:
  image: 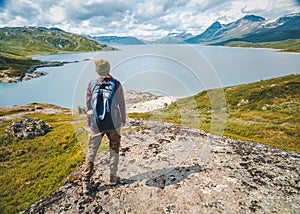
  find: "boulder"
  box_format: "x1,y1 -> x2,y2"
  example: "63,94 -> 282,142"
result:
5,118 -> 52,140
77,106 -> 87,115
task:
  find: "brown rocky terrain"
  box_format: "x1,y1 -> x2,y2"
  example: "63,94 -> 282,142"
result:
1,92 -> 298,213
22,117 -> 300,213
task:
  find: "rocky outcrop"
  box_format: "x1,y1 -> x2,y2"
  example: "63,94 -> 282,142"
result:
125,90 -> 180,113
76,106 -> 87,115
0,71 -> 48,83
0,60 -> 85,83
26,61 -> 78,73
22,118 -> 300,213
237,99 -> 249,107
5,118 -> 52,140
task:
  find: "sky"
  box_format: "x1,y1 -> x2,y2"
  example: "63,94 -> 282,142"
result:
0,0 -> 299,40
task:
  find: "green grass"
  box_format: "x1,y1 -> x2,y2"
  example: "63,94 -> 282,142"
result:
129,74 -> 300,152
0,74 -> 299,213
0,103 -> 70,117
0,103 -> 116,213
224,39 -> 300,52
0,26 -> 109,79
0,111 -> 85,213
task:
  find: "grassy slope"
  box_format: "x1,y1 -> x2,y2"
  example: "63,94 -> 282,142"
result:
0,27 -> 108,78
129,74 -> 300,152
0,75 -> 299,212
224,39 -> 300,53
0,104 -> 112,213
0,105 -> 85,213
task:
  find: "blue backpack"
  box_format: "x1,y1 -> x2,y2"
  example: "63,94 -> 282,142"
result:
90,78 -> 116,130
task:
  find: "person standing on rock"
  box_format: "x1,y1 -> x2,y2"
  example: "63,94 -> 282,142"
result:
82,59 -> 126,194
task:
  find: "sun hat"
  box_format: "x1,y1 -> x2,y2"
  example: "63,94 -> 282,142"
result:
94,59 -> 110,76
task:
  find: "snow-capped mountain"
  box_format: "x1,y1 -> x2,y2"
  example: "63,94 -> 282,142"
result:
186,21 -> 222,43
186,13 -> 300,44
152,32 -> 194,44
89,13 -> 300,46
187,15 -> 265,44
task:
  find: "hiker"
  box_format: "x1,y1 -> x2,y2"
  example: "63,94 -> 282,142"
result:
82,59 -> 126,194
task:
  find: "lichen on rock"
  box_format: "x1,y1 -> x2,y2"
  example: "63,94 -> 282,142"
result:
5,118 -> 52,140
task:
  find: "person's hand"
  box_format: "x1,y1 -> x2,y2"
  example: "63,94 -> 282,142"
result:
87,110 -> 93,126
121,122 -> 126,127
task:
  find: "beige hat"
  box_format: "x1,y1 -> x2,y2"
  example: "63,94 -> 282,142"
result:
94,59 -> 110,76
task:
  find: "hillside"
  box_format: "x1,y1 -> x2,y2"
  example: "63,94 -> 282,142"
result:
130,74 -> 300,152
224,39 -> 300,52
0,27 -> 110,81
0,104 -> 85,213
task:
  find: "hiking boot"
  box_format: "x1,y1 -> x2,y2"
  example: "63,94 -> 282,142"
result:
110,175 -> 120,186
82,181 -> 91,194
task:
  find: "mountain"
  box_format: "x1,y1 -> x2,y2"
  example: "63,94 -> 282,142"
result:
187,15 -> 265,44
152,32 -> 194,44
0,27 -> 109,55
186,13 -> 300,45
92,36 -> 146,45
186,21 -> 222,43
0,26 -> 110,81
234,13 -> 300,43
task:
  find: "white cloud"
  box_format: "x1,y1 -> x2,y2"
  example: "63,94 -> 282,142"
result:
243,0 -> 269,13
9,15 -> 29,26
0,0 -> 299,39
136,0 -> 165,19
49,6 -> 65,22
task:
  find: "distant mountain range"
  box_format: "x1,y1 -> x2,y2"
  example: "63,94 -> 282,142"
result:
186,13 -> 300,45
96,13 -> 300,45
92,36 -> 146,45
150,32 -> 194,44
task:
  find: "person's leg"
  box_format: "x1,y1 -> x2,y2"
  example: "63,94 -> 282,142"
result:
82,131 -> 103,193
106,129 -> 121,185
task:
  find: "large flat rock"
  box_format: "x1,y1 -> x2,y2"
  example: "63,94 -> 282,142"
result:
22,118 -> 300,213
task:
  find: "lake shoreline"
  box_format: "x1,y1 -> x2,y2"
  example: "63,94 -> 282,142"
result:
1,44 -> 299,84
0,90 -> 180,121
0,59 -> 91,83
1,44 -> 299,108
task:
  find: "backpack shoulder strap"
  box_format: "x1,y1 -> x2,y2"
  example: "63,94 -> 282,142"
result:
90,79 -> 98,93
109,78 -> 117,85
108,78 -> 117,93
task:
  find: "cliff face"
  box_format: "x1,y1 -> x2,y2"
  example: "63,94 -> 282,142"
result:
22,118 -> 300,213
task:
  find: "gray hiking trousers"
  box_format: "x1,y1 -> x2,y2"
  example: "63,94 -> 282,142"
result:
82,128 -> 121,182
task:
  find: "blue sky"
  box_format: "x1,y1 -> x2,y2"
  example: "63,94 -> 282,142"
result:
0,0 -> 299,40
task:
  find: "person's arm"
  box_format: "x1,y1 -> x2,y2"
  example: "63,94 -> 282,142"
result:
86,81 -> 93,126
86,81 -> 92,111
116,81 -> 126,125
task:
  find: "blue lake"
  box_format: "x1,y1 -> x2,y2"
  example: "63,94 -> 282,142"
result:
0,44 -> 299,109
